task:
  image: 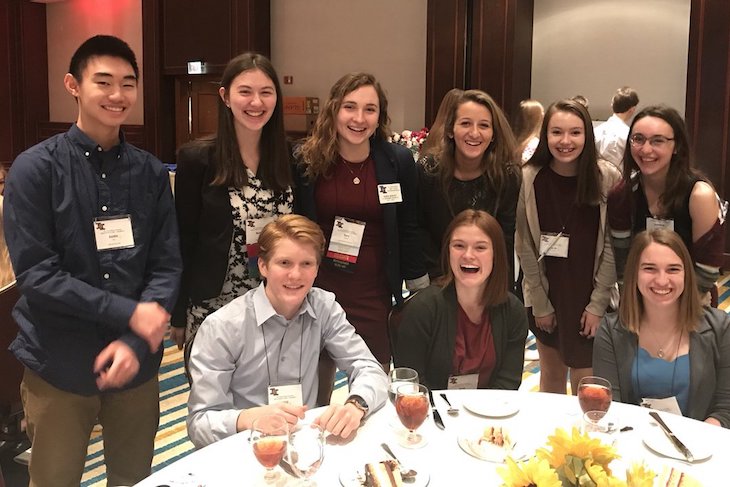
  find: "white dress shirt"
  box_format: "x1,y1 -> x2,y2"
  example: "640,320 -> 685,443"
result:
186,283 -> 388,448
595,114 -> 630,169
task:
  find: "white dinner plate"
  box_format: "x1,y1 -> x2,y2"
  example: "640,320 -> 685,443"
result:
463,397 -> 519,417
457,432 -> 526,463
339,463 -> 430,487
642,424 -> 713,462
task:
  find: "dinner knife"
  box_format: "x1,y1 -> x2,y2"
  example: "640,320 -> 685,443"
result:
649,411 -> 694,462
427,389 -> 446,430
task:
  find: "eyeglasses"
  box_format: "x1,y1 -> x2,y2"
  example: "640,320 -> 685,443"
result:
629,133 -> 675,148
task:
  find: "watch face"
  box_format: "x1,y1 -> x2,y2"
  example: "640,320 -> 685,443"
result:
348,396 -> 368,411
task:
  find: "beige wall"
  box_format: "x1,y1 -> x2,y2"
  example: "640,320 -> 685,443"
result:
271,0 -> 427,132
44,1 -> 691,129
532,0 -> 691,120
47,0 -> 144,124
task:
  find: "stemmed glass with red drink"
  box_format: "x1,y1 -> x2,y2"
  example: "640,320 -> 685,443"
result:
250,414 -> 289,484
395,383 -> 430,448
577,376 -> 612,416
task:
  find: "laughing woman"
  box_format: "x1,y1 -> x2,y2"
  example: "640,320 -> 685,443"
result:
515,99 -> 620,394
294,73 -> 429,403
395,209 -> 528,390
172,53 -> 293,353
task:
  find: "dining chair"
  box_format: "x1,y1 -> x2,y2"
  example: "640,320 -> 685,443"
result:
387,290 -> 419,359
0,281 -> 24,445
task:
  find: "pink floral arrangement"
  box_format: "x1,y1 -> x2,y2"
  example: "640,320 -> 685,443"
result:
389,128 -> 430,161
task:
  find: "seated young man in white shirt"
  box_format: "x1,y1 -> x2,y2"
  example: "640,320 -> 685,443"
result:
186,214 -> 388,448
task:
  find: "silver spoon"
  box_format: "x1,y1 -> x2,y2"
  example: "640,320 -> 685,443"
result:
440,393 -> 460,416
380,443 -> 417,482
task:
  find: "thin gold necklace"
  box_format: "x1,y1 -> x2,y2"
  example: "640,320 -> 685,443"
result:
341,156 -> 367,185
642,324 -> 681,359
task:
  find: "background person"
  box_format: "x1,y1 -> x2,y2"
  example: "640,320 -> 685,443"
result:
186,215 -> 388,448
171,53 -> 293,361
418,90 -> 521,282
594,86 -> 640,169
294,73 -> 428,404
607,105 -> 724,305
395,209 -> 528,390
418,88 -> 464,160
516,99 -> 620,394
593,229 -> 730,427
4,35 -> 181,486
514,99 -> 545,164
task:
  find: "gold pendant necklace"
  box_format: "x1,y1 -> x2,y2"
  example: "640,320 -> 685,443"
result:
341,157 -> 366,185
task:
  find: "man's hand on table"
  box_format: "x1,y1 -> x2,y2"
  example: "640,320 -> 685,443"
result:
313,403 -> 365,440
236,403 -> 308,432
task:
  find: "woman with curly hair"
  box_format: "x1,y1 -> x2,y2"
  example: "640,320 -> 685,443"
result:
418,90 -> 521,282
294,73 -> 429,403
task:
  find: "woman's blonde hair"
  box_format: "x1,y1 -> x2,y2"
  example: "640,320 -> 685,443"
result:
619,229 -> 702,334
420,88 -> 464,159
514,99 -> 544,163
296,73 -> 390,179
258,214 -> 326,264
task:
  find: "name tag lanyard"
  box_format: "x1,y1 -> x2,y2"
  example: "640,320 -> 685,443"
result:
537,202 -> 576,262
261,322 -> 303,386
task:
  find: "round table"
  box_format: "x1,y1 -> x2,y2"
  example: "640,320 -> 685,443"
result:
134,389 -> 729,486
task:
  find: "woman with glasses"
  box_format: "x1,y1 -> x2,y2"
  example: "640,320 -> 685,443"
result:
607,105 -> 725,304
516,99 -> 620,394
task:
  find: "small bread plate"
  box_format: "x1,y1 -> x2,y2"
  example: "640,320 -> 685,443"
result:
457,427 -> 526,463
339,462 -> 430,486
463,397 -> 519,418
642,424 -> 712,462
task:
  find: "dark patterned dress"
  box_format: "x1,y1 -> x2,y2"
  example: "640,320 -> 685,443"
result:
528,166 -> 599,368
186,168 -> 293,337
314,157 -> 392,362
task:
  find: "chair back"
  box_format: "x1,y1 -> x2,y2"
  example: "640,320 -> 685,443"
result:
387,290 -> 419,359
0,281 -> 22,414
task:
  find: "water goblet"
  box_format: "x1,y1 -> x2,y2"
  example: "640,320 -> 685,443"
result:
395,383 -> 429,449
250,414 -> 289,484
577,376 -> 612,415
287,423 -> 325,486
388,367 -> 419,405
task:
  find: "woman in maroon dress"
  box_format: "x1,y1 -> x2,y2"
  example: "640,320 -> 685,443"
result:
294,73 -> 429,404
515,99 -> 620,394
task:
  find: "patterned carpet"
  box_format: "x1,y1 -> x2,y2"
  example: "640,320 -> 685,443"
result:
79,274 -> 730,485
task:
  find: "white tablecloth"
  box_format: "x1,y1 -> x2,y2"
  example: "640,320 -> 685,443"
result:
135,390 -> 729,486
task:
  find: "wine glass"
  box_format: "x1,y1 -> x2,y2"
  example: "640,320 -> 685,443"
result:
388,367 -> 419,405
395,383 -> 429,448
250,414 -> 289,484
577,376 -> 612,415
582,410 -> 617,445
286,423 -> 325,486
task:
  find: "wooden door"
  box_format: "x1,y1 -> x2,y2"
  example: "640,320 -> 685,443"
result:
174,76 -> 221,150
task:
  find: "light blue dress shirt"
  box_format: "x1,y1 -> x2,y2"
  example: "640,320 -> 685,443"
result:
187,283 -> 388,448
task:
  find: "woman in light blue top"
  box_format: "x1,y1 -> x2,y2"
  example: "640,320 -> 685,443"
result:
593,229 -> 730,427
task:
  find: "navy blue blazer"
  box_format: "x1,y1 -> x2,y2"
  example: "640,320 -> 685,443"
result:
293,137 -> 426,305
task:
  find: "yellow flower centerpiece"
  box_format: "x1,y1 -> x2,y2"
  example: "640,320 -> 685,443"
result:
497,427 -> 657,487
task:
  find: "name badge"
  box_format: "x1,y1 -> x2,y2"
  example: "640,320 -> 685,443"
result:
377,183 -> 403,204
646,217 -> 674,232
326,216 -> 366,272
245,216 -> 276,279
539,232 -> 569,259
267,383 -> 304,407
93,215 -> 135,251
447,373 -> 479,390
640,396 -> 682,416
